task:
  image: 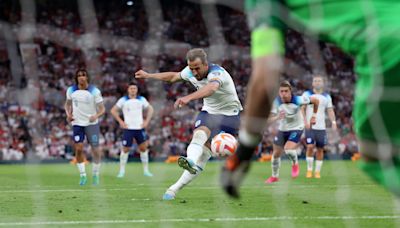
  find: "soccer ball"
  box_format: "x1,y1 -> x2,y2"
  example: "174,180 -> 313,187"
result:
211,133 -> 237,157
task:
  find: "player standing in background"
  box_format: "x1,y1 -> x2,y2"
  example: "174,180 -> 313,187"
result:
110,82 -> 154,178
222,0 -> 400,198
65,69 -> 105,186
265,80 -> 319,183
135,48 -> 242,200
302,75 -> 337,179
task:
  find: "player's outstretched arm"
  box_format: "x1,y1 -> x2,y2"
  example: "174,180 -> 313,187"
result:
174,82 -> 219,108
135,70 -> 181,83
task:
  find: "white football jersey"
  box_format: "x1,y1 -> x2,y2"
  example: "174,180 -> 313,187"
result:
180,64 -> 243,116
66,85 -> 103,126
271,95 -> 310,131
302,90 -> 333,130
116,95 -> 149,130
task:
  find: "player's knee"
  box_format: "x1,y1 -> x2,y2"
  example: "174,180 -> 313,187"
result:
138,143 -> 148,152
191,130 -> 209,146
75,143 -> 84,152
285,149 -> 297,157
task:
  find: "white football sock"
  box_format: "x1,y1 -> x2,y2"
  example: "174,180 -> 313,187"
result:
306,156 -> 314,171
186,130 -> 208,166
271,157 -> 281,178
119,151 -> 129,173
140,149 -> 150,172
285,149 -> 298,165
92,162 -> 101,176
315,160 -> 323,172
77,162 -> 86,176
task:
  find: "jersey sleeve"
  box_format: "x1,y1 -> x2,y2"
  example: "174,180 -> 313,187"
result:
66,86 -> 72,100
207,70 -> 225,86
271,98 -> 279,114
116,97 -> 125,109
93,88 -> 104,104
141,97 -> 150,108
246,0 -> 285,58
179,66 -> 192,81
296,95 -> 311,105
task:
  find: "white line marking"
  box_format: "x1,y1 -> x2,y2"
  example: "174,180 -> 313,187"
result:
0,215 -> 399,226
131,198 -> 150,201
0,184 -> 378,193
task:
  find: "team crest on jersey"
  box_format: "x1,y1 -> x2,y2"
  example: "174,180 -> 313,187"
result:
74,136 -> 80,142
122,140 -> 127,146
195,120 -> 201,127
307,138 -> 312,143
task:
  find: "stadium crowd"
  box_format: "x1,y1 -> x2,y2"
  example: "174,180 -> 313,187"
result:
0,0 -> 357,161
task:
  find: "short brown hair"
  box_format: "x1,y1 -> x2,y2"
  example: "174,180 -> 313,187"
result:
280,80 -> 292,90
186,48 -> 208,64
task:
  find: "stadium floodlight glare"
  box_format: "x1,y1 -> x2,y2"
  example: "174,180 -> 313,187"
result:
127,1 -> 133,6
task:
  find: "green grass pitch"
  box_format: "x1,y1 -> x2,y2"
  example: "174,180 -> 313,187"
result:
0,160 -> 399,227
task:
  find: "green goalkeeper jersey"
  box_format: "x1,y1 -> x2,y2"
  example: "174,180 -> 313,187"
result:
246,0 -> 400,145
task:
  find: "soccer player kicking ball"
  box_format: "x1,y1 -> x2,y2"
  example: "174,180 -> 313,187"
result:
111,82 -> 154,178
265,80 -> 319,183
65,69 -> 105,186
222,0 -> 400,198
302,75 -> 337,179
135,48 -> 242,200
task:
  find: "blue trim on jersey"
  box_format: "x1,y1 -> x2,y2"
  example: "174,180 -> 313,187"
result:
304,90 -> 313,97
275,94 -> 298,105
208,63 -> 223,74
188,70 -> 194,78
137,96 -> 145,101
293,95 -> 303,105
67,85 -> 79,95
123,95 -> 129,101
87,85 -> 95,93
275,97 -> 283,105
322,92 -> 330,98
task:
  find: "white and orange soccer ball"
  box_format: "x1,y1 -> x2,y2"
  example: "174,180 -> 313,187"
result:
211,133 -> 238,157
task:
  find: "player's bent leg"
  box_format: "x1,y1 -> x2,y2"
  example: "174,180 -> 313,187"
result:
180,128 -> 210,174
221,130 -> 261,198
266,146 -> 283,184
284,141 -> 300,179
164,147 -> 212,200
221,57 -> 281,198
359,140 -> 400,196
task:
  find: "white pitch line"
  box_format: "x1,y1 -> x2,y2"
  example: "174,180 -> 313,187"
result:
0,184 -> 378,193
0,215 -> 400,226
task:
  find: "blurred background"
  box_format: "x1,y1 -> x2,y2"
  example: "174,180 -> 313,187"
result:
0,0 -> 357,162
